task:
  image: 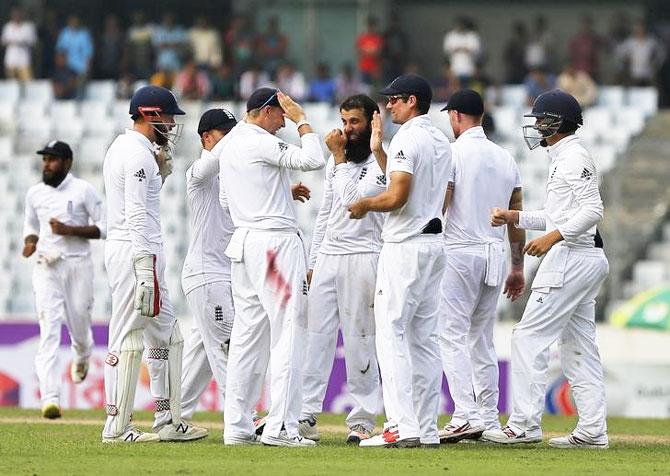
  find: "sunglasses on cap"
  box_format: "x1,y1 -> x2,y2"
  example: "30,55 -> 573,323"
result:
387,94 -> 409,105
259,89 -> 280,109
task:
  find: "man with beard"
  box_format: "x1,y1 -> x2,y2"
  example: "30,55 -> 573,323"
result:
23,140 -> 105,419
102,85 -> 207,443
299,94 -> 386,444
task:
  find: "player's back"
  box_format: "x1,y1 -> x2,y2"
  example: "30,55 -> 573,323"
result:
382,115 -> 452,243
103,129 -> 163,246
444,127 -> 520,245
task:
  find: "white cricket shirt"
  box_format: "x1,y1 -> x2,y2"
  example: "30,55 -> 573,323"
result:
518,135 -> 603,248
23,173 -> 105,257
308,154 -> 386,268
103,129 -> 163,255
444,126 -> 522,246
381,114 -> 452,243
216,121 -> 325,230
181,148 -> 234,295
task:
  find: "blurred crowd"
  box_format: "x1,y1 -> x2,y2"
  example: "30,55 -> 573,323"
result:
1,6 -> 667,108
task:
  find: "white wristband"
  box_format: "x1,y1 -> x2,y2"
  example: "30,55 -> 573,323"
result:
296,119 -> 310,129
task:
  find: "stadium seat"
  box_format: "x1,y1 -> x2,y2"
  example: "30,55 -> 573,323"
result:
492,106 -> 519,141
627,87 -> 658,118
632,260 -> 667,290
597,86 -> 625,108
85,80 -> 116,103
0,80 -> 20,103
23,80 -> 54,104
501,85 -> 526,108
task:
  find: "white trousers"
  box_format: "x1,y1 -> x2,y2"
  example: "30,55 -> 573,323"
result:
507,247 -> 609,439
439,246 -> 505,430
33,255 -> 94,406
224,231 -> 307,440
375,236 -> 447,444
181,280 -> 234,420
103,240 -> 181,437
301,253 -> 381,431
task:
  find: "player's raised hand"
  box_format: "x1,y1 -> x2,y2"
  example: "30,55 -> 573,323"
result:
277,91 -> 306,124
370,111 -> 383,153
503,269 -> 525,301
491,207 -> 512,227
292,182 -> 311,202
325,129 -> 347,155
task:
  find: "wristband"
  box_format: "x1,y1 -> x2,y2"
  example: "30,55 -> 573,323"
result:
296,119 -> 310,129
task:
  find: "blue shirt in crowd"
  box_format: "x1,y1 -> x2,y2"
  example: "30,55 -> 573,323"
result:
56,27 -> 94,75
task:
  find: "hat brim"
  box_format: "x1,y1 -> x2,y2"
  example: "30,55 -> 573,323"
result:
36,148 -> 70,158
379,85 -> 402,96
440,105 -> 451,112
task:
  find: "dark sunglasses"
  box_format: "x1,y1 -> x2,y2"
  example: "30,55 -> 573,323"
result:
387,94 -> 409,105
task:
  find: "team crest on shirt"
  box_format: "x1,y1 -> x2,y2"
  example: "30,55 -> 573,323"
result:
358,167 -> 368,181
278,142 -> 289,153
376,174 -> 387,186
302,280 -> 308,296
580,168 -> 593,180
214,305 -> 223,321
394,150 -> 407,161
549,167 -> 557,180
134,168 -> 146,181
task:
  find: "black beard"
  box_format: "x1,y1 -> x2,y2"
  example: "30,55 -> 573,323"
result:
43,170 -> 67,187
344,129 -> 372,164
153,123 -> 169,146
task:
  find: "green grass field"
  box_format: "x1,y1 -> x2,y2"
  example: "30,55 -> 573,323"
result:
0,408 -> 668,475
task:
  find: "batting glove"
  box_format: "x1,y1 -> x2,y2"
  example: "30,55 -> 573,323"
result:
133,254 -> 160,317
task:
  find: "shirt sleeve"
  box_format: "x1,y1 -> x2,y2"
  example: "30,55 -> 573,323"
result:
511,154 -> 522,188
124,152 -> 156,256
84,184 -> 106,239
308,160 -> 334,269
264,133 -> 326,171
387,133 -> 417,176
517,210 -> 547,231
555,155 -> 604,244
189,155 -> 219,187
23,189 -> 39,238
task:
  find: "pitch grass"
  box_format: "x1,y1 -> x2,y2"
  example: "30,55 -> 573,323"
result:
0,408 -> 668,475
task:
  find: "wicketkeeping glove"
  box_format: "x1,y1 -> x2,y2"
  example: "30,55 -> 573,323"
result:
133,254 -> 160,317
154,145 -> 174,182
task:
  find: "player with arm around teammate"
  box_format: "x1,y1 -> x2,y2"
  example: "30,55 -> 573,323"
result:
348,74 -> 452,448
102,86 -> 207,443
298,94 -> 385,444
483,90 -> 610,449
23,140 -> 105,419
216,88 -> 325,446
437,89 -> 526,443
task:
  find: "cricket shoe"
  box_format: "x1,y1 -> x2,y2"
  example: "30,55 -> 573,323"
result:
359,422 -> 420,448
481,425 -> 542,444
346,424 -> 372,444
548,434 -> 609,450
261,430 -> 316,447
298,415 -> 320,441
439,421 -> 485,444
253,414 -> 266,436
157,421 -> 208,442
102,426 -> 160,443
224,433 -> 261,445
41,403 -> 62,419
70,361 -> 89,384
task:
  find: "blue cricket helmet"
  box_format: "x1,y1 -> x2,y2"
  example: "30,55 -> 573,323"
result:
129,85 -> 185,116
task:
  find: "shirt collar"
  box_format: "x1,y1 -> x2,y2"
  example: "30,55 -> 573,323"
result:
456,125 -> 486,141
54,173 -> 73,191
397,113 -> 431,133
125,128 -> 154,151
547,134 -> 580,161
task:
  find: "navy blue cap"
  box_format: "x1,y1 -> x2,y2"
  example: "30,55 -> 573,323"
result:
379,74 -> 432,103
198,108 -> 237,136
246,88 -> 281,112
129,85 -> 185,116
37,140 -> 73,159
441,89 -> 484,115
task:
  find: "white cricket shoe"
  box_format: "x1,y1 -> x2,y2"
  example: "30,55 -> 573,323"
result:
298,416 -> 320,441
548,434 -> 609,449
102,426 -> 160,443
261,430 -> 316,447
346,424 -> 372,444
253,414 -> 267,436
41,403 -> 62,419
481,425 -> 542,444
439,421 -> 485,444
157,421 -> 208,442
359,422 -> 421,448
70,361 -> 89,384
224,433 -> 261,445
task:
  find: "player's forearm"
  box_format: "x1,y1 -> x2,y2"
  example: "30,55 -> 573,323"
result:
373,148 -> 387,172
63,225 -> 102,239
361,190 -> 407,212
507,225 -> 526,271
281,134 -> 326,171
517,210 -> 547,230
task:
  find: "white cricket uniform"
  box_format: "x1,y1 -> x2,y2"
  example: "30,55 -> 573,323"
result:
23,173 -> 105,407
216,121 -> 325,441
180,148 -> 235,420
375,114 -> 452,444
102,129 -> 182,438
439,126 -> 522,430
506,135 -> 608,442
301,153 -> 386,431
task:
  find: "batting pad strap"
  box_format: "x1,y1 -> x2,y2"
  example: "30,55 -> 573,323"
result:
147,347 -> 169,360
156,399 -> 170,412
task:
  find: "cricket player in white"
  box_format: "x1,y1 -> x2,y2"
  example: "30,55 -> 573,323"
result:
180,109 -> 238,422
217,88 -> 325,447
299,95 -> 385,444
349,74 -> 452,448
102,85 -> 207,443
485,90 -> 610,449
437,89 -> 526,443
23,140 -> 105,420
